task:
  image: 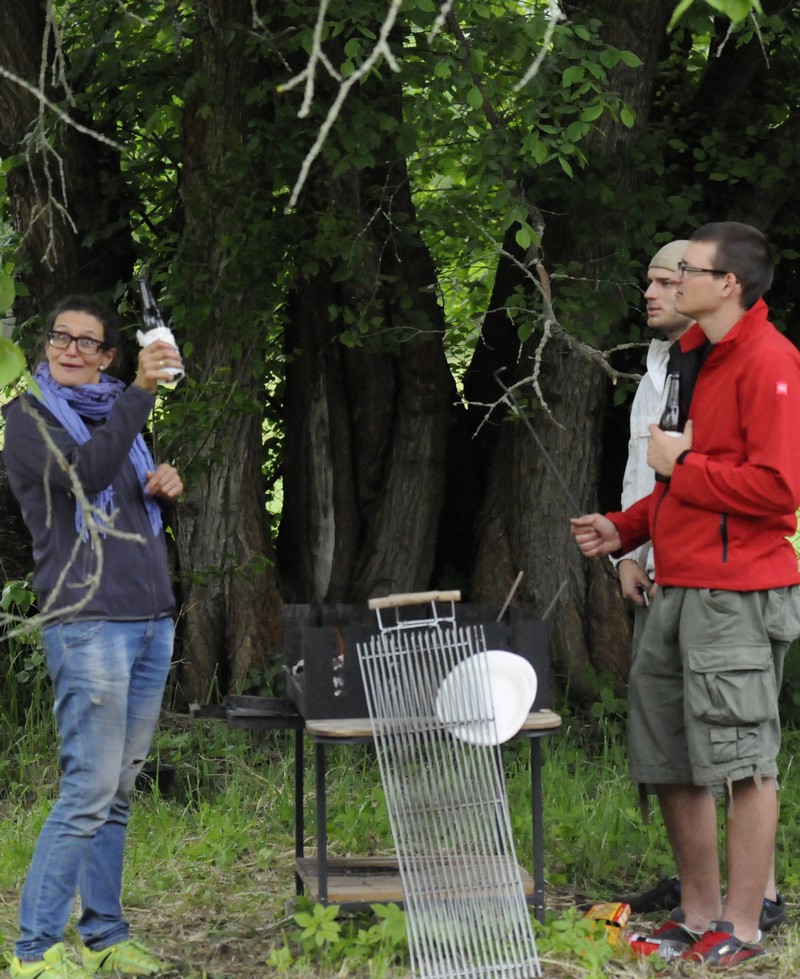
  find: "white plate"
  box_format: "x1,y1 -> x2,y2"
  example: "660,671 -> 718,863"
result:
434,650 -> 537,746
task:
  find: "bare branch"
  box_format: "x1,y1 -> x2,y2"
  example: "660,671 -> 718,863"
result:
0,1 -> 127,270
427,0 -> 455,42
0,66 -> 124,152
461,217 -> 642,440
281,0 -> 403,211
514,1 -> 565,91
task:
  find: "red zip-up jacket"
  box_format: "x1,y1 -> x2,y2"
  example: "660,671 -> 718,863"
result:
609,299 -> 800,590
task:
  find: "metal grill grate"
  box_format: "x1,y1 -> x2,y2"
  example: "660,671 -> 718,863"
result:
357,594 -> 541,979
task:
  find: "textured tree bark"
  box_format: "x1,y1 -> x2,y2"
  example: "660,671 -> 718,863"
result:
279,158 -> 456,604
471,340 -> 631,702
171,0 -> 283,702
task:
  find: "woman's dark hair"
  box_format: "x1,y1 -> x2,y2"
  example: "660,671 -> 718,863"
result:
44,295 -> 122,368
691,222 -> 773,310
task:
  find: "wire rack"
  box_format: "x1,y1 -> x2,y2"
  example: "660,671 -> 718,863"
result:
357,592 -> 541,979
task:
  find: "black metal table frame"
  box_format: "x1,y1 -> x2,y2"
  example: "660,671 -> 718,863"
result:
302,718 -> 560,921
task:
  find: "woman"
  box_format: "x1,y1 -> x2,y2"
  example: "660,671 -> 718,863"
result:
2,295 -> 184,978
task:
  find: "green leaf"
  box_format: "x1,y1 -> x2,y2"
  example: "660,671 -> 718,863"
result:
620,104 -> 636,128
704,0 -> 760,22
562,66 -> 584,88
618,50 -> 643,68
515,225 -> 532,250
0,272 -> 15,312
466,86 -> 483,110
668,0 -> 758,29
469,50 -> 485,72
565,120 -> 589,141
0,337 -> 26,387
579,104 -> 605,122
667,0 -> 696,30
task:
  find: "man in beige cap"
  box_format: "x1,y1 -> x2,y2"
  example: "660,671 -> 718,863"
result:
616,239 -> 691,616
609,240 -> 690,917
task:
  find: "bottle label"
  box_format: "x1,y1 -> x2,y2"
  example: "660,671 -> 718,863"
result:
136,327 -> 185,383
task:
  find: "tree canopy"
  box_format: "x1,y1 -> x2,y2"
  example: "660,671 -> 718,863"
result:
1,0 -> 796,706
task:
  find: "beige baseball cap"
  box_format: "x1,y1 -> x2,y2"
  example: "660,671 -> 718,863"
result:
649,239 -> 690,272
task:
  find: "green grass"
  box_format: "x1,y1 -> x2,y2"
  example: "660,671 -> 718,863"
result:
0,655 -> 799,976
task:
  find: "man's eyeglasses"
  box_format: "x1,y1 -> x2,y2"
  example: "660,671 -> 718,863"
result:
677,261 -> 729,278
47,331 -> 108,355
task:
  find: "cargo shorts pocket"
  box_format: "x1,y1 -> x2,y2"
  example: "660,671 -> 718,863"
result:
708,726 -> 759,765
686,644 -> 774,726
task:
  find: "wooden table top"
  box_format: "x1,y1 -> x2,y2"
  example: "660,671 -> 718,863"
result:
305,708 -> 562,740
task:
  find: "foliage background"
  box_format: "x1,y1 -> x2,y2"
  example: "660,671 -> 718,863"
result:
1,0 -> 797,707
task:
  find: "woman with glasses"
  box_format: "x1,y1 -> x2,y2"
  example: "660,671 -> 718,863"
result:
2,295 -> 183,978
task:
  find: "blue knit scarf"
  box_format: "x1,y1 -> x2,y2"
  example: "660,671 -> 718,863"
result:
33,363 -> 162,538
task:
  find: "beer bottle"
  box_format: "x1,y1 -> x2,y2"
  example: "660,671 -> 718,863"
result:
659,373 -> 681,435
136,276 -> 184,384
655,373 -> 681,483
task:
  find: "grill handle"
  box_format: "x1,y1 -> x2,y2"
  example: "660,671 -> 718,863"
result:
368,590 -> 461,610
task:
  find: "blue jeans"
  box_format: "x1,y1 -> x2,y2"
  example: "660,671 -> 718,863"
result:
16,618 -> 173,959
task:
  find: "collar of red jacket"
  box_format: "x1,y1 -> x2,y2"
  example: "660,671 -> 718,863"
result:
679,297 -> 770,352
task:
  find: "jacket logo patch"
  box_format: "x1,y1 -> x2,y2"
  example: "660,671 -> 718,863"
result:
776,381 -> 789,395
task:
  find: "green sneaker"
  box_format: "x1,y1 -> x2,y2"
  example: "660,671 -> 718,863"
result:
9,942 -> 89,978
81,941 -> 167,976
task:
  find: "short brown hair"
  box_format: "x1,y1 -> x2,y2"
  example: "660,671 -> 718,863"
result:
690,222 -> 773,310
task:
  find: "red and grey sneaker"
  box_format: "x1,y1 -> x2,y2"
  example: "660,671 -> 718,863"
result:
679,921 -> 765,967
630,907 -> 700,960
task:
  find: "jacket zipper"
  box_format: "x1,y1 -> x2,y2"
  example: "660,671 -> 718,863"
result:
652,482 -> 669,538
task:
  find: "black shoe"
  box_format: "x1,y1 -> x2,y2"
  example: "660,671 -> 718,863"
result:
760,893 -> 786,931
615,876 -> 681,914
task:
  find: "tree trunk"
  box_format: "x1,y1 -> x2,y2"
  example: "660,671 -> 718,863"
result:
279,157 -> 456,604
471,340 -> 630,701
170,0 -> 283,703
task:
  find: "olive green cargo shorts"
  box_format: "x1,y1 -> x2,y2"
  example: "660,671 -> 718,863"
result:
628,586 -> 800,791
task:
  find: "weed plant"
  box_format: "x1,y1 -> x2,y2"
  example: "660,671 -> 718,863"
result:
0,578 -> 57,799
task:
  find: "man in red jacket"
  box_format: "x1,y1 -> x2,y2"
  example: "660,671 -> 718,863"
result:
571,222 -> 800,968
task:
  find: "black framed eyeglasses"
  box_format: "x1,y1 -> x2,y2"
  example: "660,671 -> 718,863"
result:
47,331 -> 108,355
677,261 -> 729,278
